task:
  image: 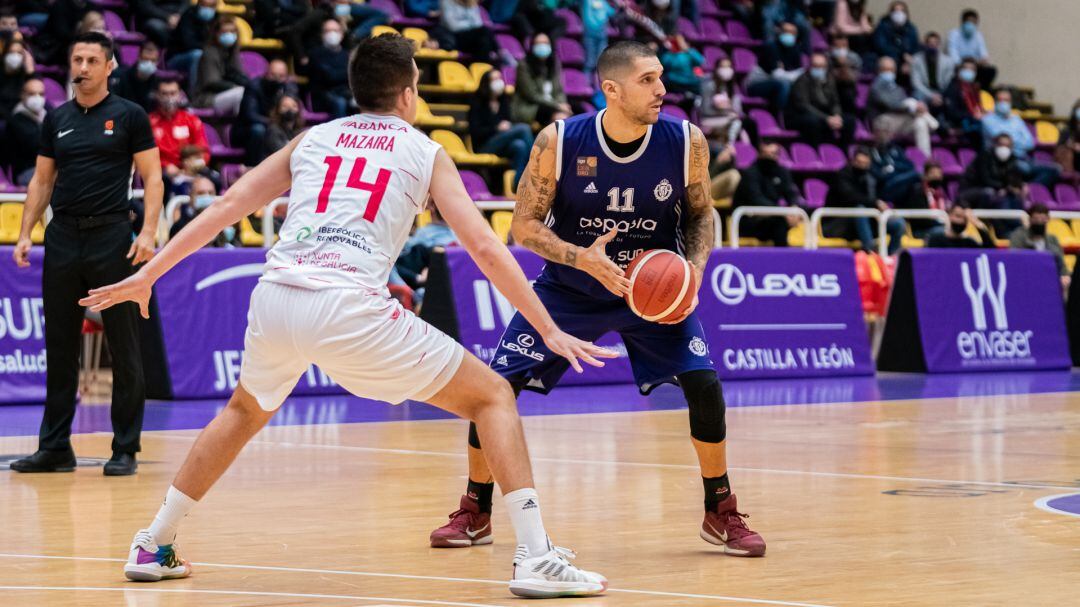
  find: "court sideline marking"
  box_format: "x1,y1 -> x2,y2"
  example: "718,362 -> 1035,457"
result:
150,432 -> 1078,492
0,585 -> 503,606
0,554 -> 834,607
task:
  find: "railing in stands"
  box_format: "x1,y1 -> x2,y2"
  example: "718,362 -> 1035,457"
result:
877,209 -> 948,258
807,207 -> 881,250
730,206 -> 811,249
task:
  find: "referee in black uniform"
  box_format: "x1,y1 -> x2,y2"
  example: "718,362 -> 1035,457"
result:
10,32 -> 163,476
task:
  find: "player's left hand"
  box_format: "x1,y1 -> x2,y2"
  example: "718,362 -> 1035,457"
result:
542,328 -> 618,374
659,264 -> 704,325
127,232 -> 156,266
79,271 -> 153,319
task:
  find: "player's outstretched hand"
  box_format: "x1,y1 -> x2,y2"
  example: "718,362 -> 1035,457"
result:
542,329 -> 618,374
577,228 -> 631,297
79,271 -> 153,319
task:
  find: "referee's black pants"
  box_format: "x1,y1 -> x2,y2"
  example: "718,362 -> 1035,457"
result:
40,217 -> 145,454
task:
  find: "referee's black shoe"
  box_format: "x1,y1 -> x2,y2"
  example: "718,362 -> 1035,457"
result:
104,452 -> 138,476
10,449 -> 77,473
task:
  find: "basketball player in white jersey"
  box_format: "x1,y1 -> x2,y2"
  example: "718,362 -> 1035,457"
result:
80,34 -> 610,599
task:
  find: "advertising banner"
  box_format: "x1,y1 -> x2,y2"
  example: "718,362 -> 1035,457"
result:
0,248 -> 46,404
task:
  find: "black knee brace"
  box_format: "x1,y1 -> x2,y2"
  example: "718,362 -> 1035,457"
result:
467,382 -> 525,449
678,369 -> 726,443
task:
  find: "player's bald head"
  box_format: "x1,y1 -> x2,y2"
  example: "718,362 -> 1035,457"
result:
597,41 -> 657,84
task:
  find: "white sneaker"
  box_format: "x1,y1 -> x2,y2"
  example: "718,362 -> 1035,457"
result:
509,543 -> 607,598
123,529 -> 192,582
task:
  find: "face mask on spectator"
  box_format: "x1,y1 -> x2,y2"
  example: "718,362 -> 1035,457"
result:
717,66 -> 734,81
924,44 -> 937,57
652,0 -> 670,8
950,220 -> 967,234
927,178 -> 944,189
194,194 -> 215,209
222,225 -> 236,242
890,10 -> 907,26
879,71 -> 896,83
778,32 -> 796,47
489,79 -> 505,95
958,68 -> 976,83
323,31 -> 343,47
26,94 -> 46,112
137,60 -> 157,78
281,109 -> 298,123
334,3 -> 351,17
1030,223 -> 1047,237
994,145 -> 1012,162
532,43 -> 551,59
219,32 -> 238,47
831,47 -> 848,59
4,52 -> 22,71
995,101 -> 1011,116
197,6 -> 216,21
962,21 -> 977,37
185,157 -> 205,171
810,67 -> 827,81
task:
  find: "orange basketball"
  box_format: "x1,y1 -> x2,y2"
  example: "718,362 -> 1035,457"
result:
624,249 -> 698,323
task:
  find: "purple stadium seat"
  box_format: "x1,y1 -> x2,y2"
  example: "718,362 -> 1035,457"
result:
556,9 -> 584,37
854,82 -> 869,110
810,27 -> 828,52
661,105 -> 689,121
221,164 -> 245,188
804,178 -> 829,208
240,51 -> 269,79
699,0 -> 721,17
749,109 -> 797,139
367,0 -> 431,28
1033,149 -> 1055,165
0,169 -> 26,193
931,148 -> 962,177
478,7 -> 509,33
189,106 -> 216,119
678,17 -> 704,44
790,143 -> 822,171
556,37 -> 585,67
502,65 -> 516,87
1028,183 -> 1054,207
103,11 -> 144,43
776,144 -> 793,168
562,69 -> 593,97
700,18 -> 726,44
90,0 -> 128,9
947,180 -> 959,200
854,119 -> 872,143
205,125 -> 244,162
731,47 -> 757,75
702,46 -> 727,71
725,20 -> 759,47
957,148 -> 977,167
819,143 -> 846,171
734,141 -> 757,169
119,43 -> 141,67
497,34 -> 525,62
459,170 -> 501,200
905,147 -> 926,172
42,77 -> 66,106
1055,184 -> 1080,207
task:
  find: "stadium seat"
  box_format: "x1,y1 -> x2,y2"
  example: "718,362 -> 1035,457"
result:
372,25 -> 398,37
733,141 -> 756,169
1047,218 -> 1079,250
469,62 -> 494,85
503,169 -> 517,198
790,143 -> 822,171
103,11 -> 144,43
749,109 -> 797,139
240,51 -> 268,79
496,34 -> 526,62
367,0 -> 432,28
460,170 -> 503,201
235,17 -> 284,51
415,210 -> 432,228
725,20 -> 760,47
562,69 -> 593,97
205,125 -> 244,162
215,0 -> 246,15
731,47 -> 757,75
957,147 -> 977,167
239,216 -> 264,246
678,17 -> 704,44
1029,183 -> 1054,207
42,77 -> 66,107
931,148 -> 962,177
418,61 -> 476,94
803,178 -> 828,208
478,7 -> 509,33
415,97 -> 455,128
979,90 -> 994,113
556,37 -> 585,68
819,143 -> 846,171
490,211 -> 513,243
905,147 -> 927,172
0,203 -> 43,244
430,130 -> 506,165
556,8 -> 585,37
661,105 -> 689,121
1055,184 -> 1080,211
700,19 -> 727,44
1035,120 -> 1060,146
402,28 -> 458,59
702,46 -> 727,71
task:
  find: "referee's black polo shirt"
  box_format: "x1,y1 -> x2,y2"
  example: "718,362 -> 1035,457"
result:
38,93 -> 156,216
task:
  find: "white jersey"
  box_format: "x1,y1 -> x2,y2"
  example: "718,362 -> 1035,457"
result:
262,113 -> 441,290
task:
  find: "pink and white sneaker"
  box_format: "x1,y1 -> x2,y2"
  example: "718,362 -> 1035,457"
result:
123,529 -> 193,581
429,495 -> 493,548
700,494 -> 766,557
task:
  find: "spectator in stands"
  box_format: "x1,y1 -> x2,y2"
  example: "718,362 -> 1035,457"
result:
829,35 -> 860,116
510,0 -> 567,42
947,8 -> 996,89
943,57 -> 984,147
582,0 -> 616,77
828,33 -> 862,73
926,202 -> 994,248
5,77 -> 46,185
869,121 -> 921,204
823,147 -> 906,253
868,56 -> 938,156
170,176 -> 241,247
1010,203 -> 1069,284
872,1 -> 918,66
660,35 -> 705,96
168,144 -> 222,197
135,0 -> 186,49
732,139 -> 805,247
511,33 -> 571,126
263,93 -> 305,158
236,59 -> 298,165
0,38 -> 33,119
1056,99 -> 1080,177
392,203 -> 458,305
194,15 -> 250,117
113,40 -> 160,112
151,78 -> 211,181
341,0 -> 391,42
75,10 -> 106,36
982,88 -> 1059,187
700,57 -> 745,142
959,132 -> 1025,235
307,18 -> 351,118
469,69 -> 533,187
406,0 -> 442,19
911,32 -> 952,120
897,160 -> 949,238
745,21 -> 803,112
31,0 -> 89,65
437,0 -> 498,63
0,10 -> 23,42
786,51 -> 853,147
645,0 -> 677,36
169,0 -> 217,91
830,0 -> 871,55
760,0 -> 810,52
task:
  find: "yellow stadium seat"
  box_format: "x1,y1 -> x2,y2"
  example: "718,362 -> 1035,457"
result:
0,203 -> 21,243
728,216 -> 761,246
1071,219 -> 1080,240
1047,218 -> 1079,248
371,25 -> 398,37
503,169 -> 517,198
430,130 -> 506,165
415,97 -> 455,128
235,17 -> 284,51
1035,121 -> 1060,146
470,62 -> 494,85
1066,254 -> 1076,273
979,90 -> 994,113
215,0 -> 245,15
490,211 -> 513,244
439,61 -> 475,91
899,223 -> 924,249
416,210 -> 432,228
786,221 -> 805,247
239,216 -> 264,247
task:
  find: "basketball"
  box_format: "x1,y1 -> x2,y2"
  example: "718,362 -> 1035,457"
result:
625,249 -> 698,323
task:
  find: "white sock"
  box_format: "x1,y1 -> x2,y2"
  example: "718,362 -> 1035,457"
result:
148,486 -> 198,546
503,488 -> 550,555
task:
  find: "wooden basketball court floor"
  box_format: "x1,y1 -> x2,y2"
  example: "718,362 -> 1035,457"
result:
1,372 -> 1079,606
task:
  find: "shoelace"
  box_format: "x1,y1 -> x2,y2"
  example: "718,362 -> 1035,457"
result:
445,508 -> 475,532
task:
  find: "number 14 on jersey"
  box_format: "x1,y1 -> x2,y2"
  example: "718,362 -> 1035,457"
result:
317,155 -> 392,221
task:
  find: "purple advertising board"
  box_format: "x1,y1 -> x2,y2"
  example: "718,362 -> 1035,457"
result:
154,249 -> 346,399
904,249 -> 1070,372
0,247 -> 46,404
443,246 -> 873,381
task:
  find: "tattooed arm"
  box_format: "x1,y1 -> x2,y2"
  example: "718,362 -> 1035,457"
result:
511,123 -> 631,296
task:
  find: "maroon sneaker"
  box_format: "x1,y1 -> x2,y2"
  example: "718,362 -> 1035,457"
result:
700,494 -> 766,557
429,495 -> 493,548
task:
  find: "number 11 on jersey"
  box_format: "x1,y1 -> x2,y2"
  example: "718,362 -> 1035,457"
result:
317,155 -> 392,221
